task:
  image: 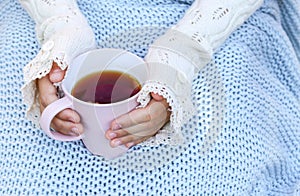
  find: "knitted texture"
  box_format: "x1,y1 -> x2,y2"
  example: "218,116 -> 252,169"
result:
0,0 -> 300,195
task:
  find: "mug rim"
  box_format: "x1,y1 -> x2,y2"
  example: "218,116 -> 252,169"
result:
61,84 -> 141,107
61,48 -> 145,107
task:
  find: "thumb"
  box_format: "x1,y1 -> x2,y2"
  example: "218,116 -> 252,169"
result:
49,62 -> 66,83
151,92 -> 164,101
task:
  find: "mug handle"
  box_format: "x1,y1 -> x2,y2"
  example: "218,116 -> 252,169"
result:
39,96 -> 84,141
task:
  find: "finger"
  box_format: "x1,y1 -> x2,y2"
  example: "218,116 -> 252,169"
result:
105,129 -> 128,140
38,82 -> 59,122
39,97 -> 81,136
39,100 -> 83,135
39,94 -> 80,123
107,121 -> 158,147
55,108 -> 81,123
151,92 -> 164,101
51,117 -> 84,136
110,133 -> 140,148
111,107 -> 151,130
107,123 -> 155,140
106,119 -> 161,140
124,119 -> 165,136
38,76 -> 60,109
110,133 -> 152,148
115,100 -> 170,137
38,74 -> 80,123
125,136 -> 152,148
111,99 -> 169,130
38,74 -> 83,136
108,113 -> 167,142
49,62 -> 66,83
108,119 -> 168,147
108,98 -> 171,147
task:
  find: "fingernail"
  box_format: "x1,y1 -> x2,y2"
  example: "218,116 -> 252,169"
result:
51,68 -> 62,73
108,132 -> 117,139
71,127 -> 80,136
111,140 -> 121,147
69,116 -> 79,123
126,142 -> 135,148
69,117 -> 76,123
50,72 -> 61,81
50,70 -> 64,82
112,123 -> 121,130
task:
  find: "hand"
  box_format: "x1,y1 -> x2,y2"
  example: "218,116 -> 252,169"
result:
37,63 -> 84,136
105,93 -> 171,148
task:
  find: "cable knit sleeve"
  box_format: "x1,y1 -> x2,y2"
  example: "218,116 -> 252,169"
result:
139,0 -> 263,146
19,0 -> 97,125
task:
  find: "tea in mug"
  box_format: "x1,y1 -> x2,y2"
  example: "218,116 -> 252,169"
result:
71,70 -> 141,104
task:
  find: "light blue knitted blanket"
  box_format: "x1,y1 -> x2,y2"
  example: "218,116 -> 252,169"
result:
0,0 -> 299,195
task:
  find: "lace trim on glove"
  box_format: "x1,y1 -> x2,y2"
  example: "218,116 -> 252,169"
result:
21,41 -> 69,126
137,81 -> 195,146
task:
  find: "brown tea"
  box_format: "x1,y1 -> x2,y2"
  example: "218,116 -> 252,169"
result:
71,70 -> 141,104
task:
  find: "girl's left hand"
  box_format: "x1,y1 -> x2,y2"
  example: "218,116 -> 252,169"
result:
105,93 -> 171,148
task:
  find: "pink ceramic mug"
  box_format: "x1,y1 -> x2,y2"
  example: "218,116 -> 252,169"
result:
40,48 -> 148,159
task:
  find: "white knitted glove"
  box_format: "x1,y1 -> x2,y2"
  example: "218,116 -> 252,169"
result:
153,0 -> 264,70
20,0 -> 97,125
138,0 -> 263,146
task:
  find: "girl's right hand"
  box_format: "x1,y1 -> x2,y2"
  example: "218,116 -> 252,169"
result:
37,63 -> 84,137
